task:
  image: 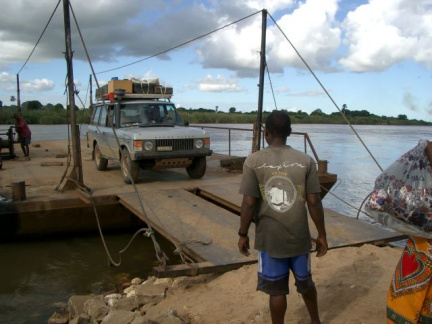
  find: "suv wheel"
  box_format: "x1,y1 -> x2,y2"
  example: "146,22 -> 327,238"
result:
121,148 -> 139,184
186,156 -> 206,179
94,143 -> 108,171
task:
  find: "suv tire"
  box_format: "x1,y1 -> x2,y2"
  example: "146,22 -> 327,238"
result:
186,156 -> 206,179
94,143 -> 108,171
121,148 -> 139,184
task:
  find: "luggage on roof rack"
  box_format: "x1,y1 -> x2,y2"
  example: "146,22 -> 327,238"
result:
95,78 -> 173,100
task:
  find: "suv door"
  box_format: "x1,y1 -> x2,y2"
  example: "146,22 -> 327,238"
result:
92,104 -> 118,160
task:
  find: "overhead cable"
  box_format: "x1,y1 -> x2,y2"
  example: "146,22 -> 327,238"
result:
96,10 -> 262,75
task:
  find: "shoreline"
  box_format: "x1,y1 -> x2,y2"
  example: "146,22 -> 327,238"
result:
48,244 -> 404,323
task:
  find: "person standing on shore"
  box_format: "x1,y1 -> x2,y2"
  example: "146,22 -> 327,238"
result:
13,113 -> 31,158
237,110 -> 328,324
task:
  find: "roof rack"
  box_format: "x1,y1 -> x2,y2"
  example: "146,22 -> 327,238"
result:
122,93 -> 172,100
97,93 -> 172,101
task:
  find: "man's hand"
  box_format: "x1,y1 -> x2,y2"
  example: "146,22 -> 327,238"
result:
238,236 -> 250,256
315,236 -> 328,257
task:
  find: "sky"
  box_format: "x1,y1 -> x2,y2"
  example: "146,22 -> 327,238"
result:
0,0 -> 431,121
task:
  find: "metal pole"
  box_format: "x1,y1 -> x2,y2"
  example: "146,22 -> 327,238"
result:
252,9 -> 267,153
229,129 -> 231,156
16,74 -> 21,115
62,0 -> 83,189
89,74 -> 93,113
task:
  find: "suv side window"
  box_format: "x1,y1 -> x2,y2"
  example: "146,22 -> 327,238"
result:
165,105 -> 176,120
99,106 -> 107,126
91,106 -> 100,125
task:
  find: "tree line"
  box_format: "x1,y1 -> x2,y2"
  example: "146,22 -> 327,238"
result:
0,101 -> 430,126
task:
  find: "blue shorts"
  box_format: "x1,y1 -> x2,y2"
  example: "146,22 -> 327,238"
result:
19,137 -> 31,146
257,251 -> 315,295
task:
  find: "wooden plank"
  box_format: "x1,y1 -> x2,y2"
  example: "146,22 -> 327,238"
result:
310,209 -> 407,248
198,183 -> 242,213
117,189 -> 257,266
40,161 -> 64,166
1,198 -> 88,213
199,182 -> 406,248
153,260 -> 257,278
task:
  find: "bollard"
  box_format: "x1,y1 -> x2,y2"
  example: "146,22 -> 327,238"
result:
318,160 -> 328,174
11,180 -> 26,201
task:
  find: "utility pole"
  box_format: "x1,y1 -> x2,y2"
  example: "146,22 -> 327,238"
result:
16,74 -> 21,115
62,0 -> 83,190
89,74 -> 93,113
252,9 -> 267,153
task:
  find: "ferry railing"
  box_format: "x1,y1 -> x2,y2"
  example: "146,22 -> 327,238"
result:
193,125 -> 321,163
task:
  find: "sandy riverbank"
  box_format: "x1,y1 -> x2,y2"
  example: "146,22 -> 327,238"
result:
56,243 -> 403,324
136,243 -> 402,323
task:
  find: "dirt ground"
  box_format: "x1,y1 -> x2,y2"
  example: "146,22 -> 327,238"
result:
143,244 -> 403,324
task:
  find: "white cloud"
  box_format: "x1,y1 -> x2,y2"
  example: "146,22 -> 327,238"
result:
1,0 -> 431,77
0,72 -> 54,93
244,0 -> 295,12
197,20 -> 263,77
20,78 -> 55,92
197,74 -> 244,92
340,0 -> 432,72
267,0 -> 341,72
0,72 -> 17,91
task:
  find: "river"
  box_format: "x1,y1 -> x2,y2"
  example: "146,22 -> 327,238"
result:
0,123 -> 431,323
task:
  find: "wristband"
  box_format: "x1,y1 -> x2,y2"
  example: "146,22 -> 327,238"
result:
238,230 -> 248,237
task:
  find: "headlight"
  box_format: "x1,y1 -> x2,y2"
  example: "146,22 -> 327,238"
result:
143,141 -> 154,151
195,139 -> 204,149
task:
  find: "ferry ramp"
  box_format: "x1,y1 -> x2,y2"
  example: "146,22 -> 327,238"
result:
117,181 -> 405,277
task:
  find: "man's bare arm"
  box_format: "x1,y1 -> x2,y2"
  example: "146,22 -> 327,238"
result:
238,195 -> 257,256
306,193 -> 328,257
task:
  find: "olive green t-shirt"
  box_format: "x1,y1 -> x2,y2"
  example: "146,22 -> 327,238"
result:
239,145 -> 321,258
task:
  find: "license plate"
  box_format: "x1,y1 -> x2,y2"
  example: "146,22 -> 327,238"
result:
157,146 -> 173,151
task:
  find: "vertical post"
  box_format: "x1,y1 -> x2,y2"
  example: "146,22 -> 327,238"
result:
89,74 -> 93,114
62,0 -> 83,190
228,129 -> 231,156
252,9 -> 267,153
16,74 -> 21,115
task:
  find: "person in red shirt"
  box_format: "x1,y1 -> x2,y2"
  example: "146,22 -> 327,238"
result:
13,113 -> 32,157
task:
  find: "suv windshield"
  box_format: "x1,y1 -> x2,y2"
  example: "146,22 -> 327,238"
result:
120,103 -> 182,127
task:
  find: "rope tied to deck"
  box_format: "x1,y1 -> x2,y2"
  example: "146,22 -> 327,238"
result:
173,239 -> 213,264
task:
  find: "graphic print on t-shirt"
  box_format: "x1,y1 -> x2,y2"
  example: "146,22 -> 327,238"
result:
264,175 -> 297,213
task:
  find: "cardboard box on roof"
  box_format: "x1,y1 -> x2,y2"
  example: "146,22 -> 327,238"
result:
95,85 -> 108,98
108,80 -> 133,93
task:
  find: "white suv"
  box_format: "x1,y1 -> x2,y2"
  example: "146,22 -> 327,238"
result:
87,94 -> 212,184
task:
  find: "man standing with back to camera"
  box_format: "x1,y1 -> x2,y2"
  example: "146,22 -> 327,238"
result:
237,110 -> 327,324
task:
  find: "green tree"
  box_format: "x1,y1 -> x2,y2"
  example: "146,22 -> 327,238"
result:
26,100 -> 43,110
229,107 -> 236,113
54,103 -> 65,110
66,104 -> 79,111
398,114 -> 408,120
311,109 -> 324,116
342,104 -> 347,115
10,96 -> 16,104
